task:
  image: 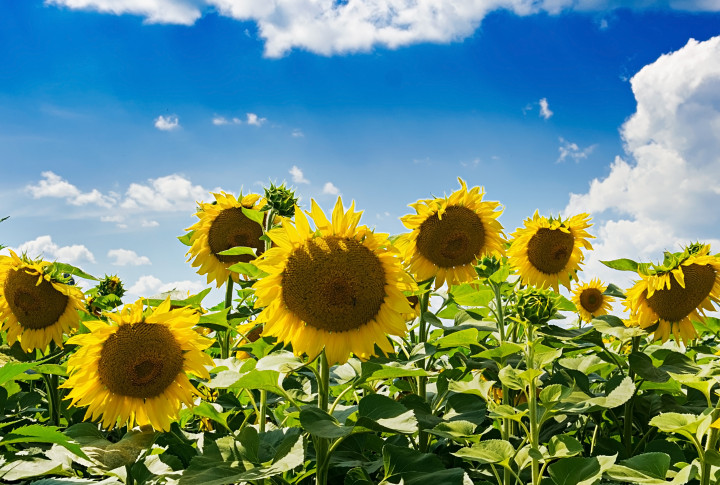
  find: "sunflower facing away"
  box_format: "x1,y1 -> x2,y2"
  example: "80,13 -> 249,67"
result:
624,244 -> 720,343
186,192 -> 265,287
62,298 -> 214,431
253,198 -> 415,365
571,278 -> 614,323
508,211 -> 593,292
0,250 -> 84,352
396,178 -> 505,289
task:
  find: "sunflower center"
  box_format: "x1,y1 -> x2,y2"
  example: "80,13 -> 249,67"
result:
646,263 -> 716,322
415,205 -> 485,268
281,236 -> 386,332
580,288 -> 604,314
526,228 -> 575,275
98,323 -> 184,399
208,207 -> 264,264
4,269 -> 68,330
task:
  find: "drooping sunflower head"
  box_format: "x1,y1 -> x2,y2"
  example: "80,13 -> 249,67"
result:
508,211 -> 593,292
396,178 -> 505,289
571,278 -> 614,323
185,192 -> 266,287
62,298 -> 214,431
253,198 -> 416,365
623,244 -> 720,343
0,250 -> 84,352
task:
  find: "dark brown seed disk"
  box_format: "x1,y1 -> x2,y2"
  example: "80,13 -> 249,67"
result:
281,236 -> 386,332
208,207 -> 264,264
580,288 -> 604,314
526,228 -> 575,275
4,268 -> 68,330
98,323 -> 184,399
646,263 -> 716,322
415,206 -> 486,268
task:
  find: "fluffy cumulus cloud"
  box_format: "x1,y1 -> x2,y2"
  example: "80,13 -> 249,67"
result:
46,0 -> 720,57
27,171 -> 116,207
290,165 -> 310,184
7,235 -> 95,264
246,113 -> 267,126
121,174 -> 214,211
126,275 -> 206,298
322,182 -> 340,195
154,114 -> 180,131
107,248 -> 151,266
539,98 -> 553,119
565,35 -> 720,286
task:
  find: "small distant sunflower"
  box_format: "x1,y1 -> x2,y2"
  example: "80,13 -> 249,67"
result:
0,250 -> 84,352
62,298 -> 214,431
397,178 -> 505,289
508,211 -> 593,292
186,192 -> 265,287
253,198 -> 415,365
624,244 -> 720,343
572,279 -> 614,322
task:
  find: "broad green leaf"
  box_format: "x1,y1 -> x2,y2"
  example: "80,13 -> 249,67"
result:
383,444 -> 445,479
216,246 -> 257,257
357,394 -> 417,434
178,232 -> 193,246
435,328 -> 478,349
453,439 -> 515,465
47,262 -> 98,281
592,315 -> 646,340
533,347 -> 562,368
487,404 -> 527,422
604,283 -> 626,298
0,361 -> 38,386
360,362 -> 430,382
241,207 -> 265,225
0,458 -> 65,481
586,376 -> 635,409
498,366 -> 524,391
192,402 -> 231,430
620,452 -> 670,480
231,370 -> 282,393
448,374 -> 497,402
35,364 -> 67,377
650,413 -> 707,438
345,467 -> 374,485
559,354 -> 610,375
198,308 -> 230,331
300,406 -> 353,439
0,425 -> 88,459
399,468 -> 468,485
427,420 -> 477,442
628,352 -> 670,383
226,262 -> 266,279
423,311 -> 443,328
547,435 -> 583,459
255,351 -> 306,373
450,284 -> 494,307
540,385 -> 573,406
548,455 -> 616,485
474,342 -> 524,361
601,258 -> 639,272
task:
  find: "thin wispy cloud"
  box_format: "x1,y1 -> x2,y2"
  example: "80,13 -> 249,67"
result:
557,137 -> 596,163
212,115 -> 242,126
290,165 -> 310,184
291,129 -> 304,138
154,114 -> 180,131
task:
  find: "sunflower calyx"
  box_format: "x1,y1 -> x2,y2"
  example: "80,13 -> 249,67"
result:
262,182 -> 298,218
475,255 -> 502,279
516,288 -> 559,326
639,242 -> 711,277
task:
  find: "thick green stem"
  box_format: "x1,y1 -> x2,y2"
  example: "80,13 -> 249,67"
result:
491,283 -> 512,485
526,325 -> 540,485
43,342 -> 61,426
316,351 -> 330,485
623,336 -> 640,457
221,276 -> 234,360
701,400 -> 720,485
256,209 -> 276,436
417,288 -> 431,453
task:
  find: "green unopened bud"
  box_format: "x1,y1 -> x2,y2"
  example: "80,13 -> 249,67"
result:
262,182 -> 298,218
475,255 -> 502,279
97,274 -> 125,298
516,288 -> 558,326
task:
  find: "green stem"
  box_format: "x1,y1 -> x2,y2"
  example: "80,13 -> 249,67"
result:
258,388 -> 268,433
316,351 -> 330,485
43,342 -> 61,426
623,336 -> 640,457
126,464 -> 135,485
701,400 -> 720,485
526,324 -> 540,485
221,276 -> 234,360
491,282 -> 512,485
417,287 -> 431,453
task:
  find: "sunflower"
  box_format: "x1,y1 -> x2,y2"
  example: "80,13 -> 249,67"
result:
0,250 -> 84,352
571,278 -> 614,323
186,192 -> 266,287
396,178 -> 505,289
253,198 -> 415,365
508,211 -> 593,292
624,244 -> 720,343
62,298 -> 214,431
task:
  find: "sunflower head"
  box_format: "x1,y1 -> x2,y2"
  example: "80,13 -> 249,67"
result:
62,298 -> 214,431
623,243 -> 720,343
0,251 -> 84,352
397,178 -> 506,289
508,211 -> 593,292
571,278 -> 614,323
516,287 -> 558,326
253,198 -> 416,365
185,192 -> 266,287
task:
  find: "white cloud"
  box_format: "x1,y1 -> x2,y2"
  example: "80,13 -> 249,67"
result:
322,182 -> 340,195
212,115 -> 242,125
557,137 -> 597,163
10,235 -> 95,264
246,113 -> 267,126
26,171 -> 115,207
565,35 -> 720,286
539,97 -> 553,119
290,165 -> 310,184
154,114 -> 180,131
121,174 -> 214,211
291,129 -> 304,137
108,248 -> 151,266
127,275 -> 206,298
46,1 -> 720,57
141,219 -> 160,227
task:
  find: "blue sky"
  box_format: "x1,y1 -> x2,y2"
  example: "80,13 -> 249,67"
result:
2,1 -> 720,301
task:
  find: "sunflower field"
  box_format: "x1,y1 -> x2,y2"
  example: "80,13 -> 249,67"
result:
2,179 -> 720,485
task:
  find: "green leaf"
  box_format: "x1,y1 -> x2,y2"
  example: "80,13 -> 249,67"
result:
540,384 -> 572,405
435,328 -> 479,349
256,351 -> 306,373
475,342 -> 524,361
620,452 -> 670,480
356,394 -> 417,434
604,283 -> 626,298
0,361 -> 38,386
586,376 -> 635,409
591,314 -> 646,340
47,262 -> 98,281
399,469 -> 468,485
453,439 -> 515,465
601,259 -> 639,272
192,402 -> 231,430
548,455 -> 616,485
231,370 -> 282,393
383,444 -> 445,479
216,246 -> 257,257
241,207 -> 265,225
0,459 -> 65,481
226,262 -> 266,279
178,232 -> 194,246
300,406 -> 353,439
427,420 -> 477,442
35,364 -> 67,377
448,373 -> 497,401
450,284 -> 494,307
360,361 -> 430,382
345,467 -> 374,485
628,352 -> 670,383
498,366 -> 525,391
0,425 -> 88,459
650,413 -> 706,436
547,435 -> 583,459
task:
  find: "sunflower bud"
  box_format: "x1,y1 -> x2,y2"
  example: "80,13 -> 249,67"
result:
475,255 -> 502,279
97,275 -> 125,298
516,288 -> 558,326
262,182 -> 298,218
